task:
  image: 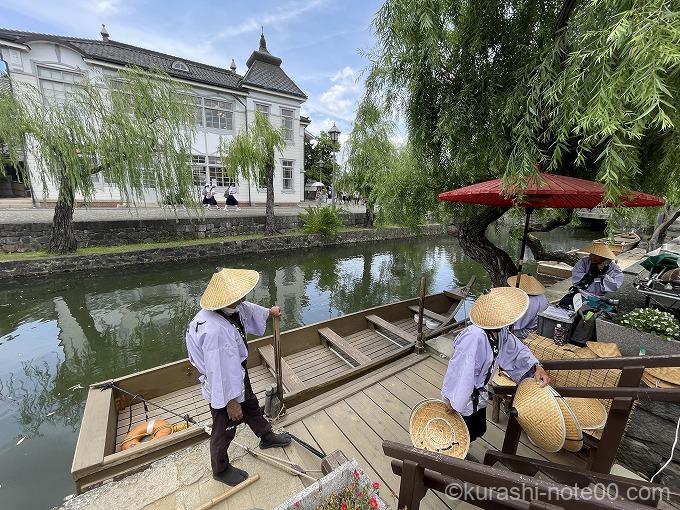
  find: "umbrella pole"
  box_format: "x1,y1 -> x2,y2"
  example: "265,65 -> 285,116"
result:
516,208 -> 533,287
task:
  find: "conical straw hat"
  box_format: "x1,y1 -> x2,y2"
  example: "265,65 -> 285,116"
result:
585,342 -> 621,358
642,371 -> 679,388
554,393 -> 583,452
410,399 -> 470,459
645,367 -> 680,386
507,275 -> 546,296
563,398 -> 608,430
199,268 -> 260,310
492,370 -> 516,387
513,379 -> 566,453
470,287 -> 529,330
583,243 -> 616,261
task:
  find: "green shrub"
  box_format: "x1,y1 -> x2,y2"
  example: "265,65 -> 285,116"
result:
614,308 -> 680,340
302,206 -> 344,236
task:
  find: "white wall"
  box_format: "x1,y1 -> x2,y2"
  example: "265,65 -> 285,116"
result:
1,40 -> 307,205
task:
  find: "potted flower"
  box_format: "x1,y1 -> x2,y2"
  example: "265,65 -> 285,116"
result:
596,308 -> 680,356
274,460 -> 389,510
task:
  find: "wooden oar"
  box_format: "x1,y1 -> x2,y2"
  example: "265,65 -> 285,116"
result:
273,315 -> 284,403
232,440 -> 317,481
194,474 -> 259,510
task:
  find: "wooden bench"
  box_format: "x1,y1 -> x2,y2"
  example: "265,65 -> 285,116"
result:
383,440 -> 671,510
318,327 -> 372,366
365,314 -> 416,345
258,345 -> 306,393
407,305 -> 447,323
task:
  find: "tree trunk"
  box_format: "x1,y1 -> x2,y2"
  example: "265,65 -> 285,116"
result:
449,207 -> 517,287
264,158 -> 276,235
48,177 -> 77,254
526,233 -> 579,265
649,205 -> 680,250
364,202 -> 375,227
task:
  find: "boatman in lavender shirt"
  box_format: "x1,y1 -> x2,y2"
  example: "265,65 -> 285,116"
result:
442,287 -> 550,442
186,268 -> 291,486
571,243 -> 624,298
507,274 -> 550,339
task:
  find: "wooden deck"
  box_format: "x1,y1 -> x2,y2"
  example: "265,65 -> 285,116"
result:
277,352 -> 587,510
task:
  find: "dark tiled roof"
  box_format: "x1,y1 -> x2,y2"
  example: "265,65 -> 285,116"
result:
242,60 -> 306,99
0,28 -> 306,96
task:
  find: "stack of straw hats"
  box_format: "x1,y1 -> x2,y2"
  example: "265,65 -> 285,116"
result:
512,379 -> 607,453
409,399 -> 470,459
507,274 -> 546,296
643,367 -> 680,388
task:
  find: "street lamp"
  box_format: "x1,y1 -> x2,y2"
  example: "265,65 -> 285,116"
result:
328,123 -> 341,205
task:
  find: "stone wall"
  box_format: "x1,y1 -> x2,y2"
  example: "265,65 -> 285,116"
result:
0,212 -> 366,253
0,224 -> 445,279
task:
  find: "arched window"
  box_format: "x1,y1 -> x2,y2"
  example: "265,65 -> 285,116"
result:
171,61 -> 190,72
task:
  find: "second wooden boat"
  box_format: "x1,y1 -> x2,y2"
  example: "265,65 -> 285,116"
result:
71,280 -> 473,493
592,232 -> 640,255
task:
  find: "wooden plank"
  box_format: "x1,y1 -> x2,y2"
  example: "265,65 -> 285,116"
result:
444,289 -> 465,301
326,400 -> 453,510
258,345 -> 306,393
72,387 -> 116,479
408,305 -> 447,323
303,365 -> 353,386
283,421 -> 324,487
366,315 -> 417,344
295,356 -> 347,378
285,345 -> 328,363
318,327 -> 372,366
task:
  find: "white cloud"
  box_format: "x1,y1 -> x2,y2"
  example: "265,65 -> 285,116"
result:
219,0 -> 327,38
84,0 -> 122,15
318,66 -> 361,122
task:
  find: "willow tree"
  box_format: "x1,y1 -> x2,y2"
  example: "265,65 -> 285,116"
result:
340,100 -> 396,226
0,67 -> 196,253
219,110 -> 285,235
365,0 -> 680,285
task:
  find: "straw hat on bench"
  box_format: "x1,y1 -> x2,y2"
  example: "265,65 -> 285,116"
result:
410,399 -> 470,459
512,379 -> 566,453
585,341 -> 622,359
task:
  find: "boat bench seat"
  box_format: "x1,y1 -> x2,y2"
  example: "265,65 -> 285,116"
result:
318,327 -> 372,366
407,305 -> 447,324
365,315 -> 416,345
258,345 -> 306,393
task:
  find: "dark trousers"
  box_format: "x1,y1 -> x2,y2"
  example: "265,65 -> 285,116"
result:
463,407 -> 487,442
209,368 -> 272,474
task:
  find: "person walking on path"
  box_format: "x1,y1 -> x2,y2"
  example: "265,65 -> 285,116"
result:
224,185 -> 240,211
203,184 -> 218,209
186,268 -> 291,486
441,287 -> 549,442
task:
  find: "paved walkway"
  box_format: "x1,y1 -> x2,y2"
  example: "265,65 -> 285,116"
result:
0,202 -> 366,224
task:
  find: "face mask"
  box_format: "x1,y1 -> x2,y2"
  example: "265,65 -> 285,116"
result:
222,304 -> 240,314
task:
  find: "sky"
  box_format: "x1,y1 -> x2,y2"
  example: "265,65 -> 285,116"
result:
0,0 -> 387,146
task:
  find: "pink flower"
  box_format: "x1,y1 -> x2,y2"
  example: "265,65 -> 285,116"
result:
358,492 -> 363,498
352,469 -> 360,479
372,481 -> 380,490
341,503 -> 347,510
293,502 -> 300,508
370,497 -> 378,508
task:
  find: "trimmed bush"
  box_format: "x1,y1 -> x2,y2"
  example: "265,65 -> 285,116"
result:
302,206 -> 344,236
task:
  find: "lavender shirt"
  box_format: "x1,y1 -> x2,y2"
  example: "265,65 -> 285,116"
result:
512,294 -> 550,339
572,258 -> 624,297
441,325 -> 538,416
186,302 -> 270,409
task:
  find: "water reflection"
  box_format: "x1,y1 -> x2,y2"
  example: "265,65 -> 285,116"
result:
0,228 -> 600,509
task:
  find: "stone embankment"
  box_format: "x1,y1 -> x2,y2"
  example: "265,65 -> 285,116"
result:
0,224 -> 445,279
0,211 -> 366,253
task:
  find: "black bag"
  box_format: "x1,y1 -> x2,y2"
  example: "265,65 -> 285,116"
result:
568,306 -> 599,346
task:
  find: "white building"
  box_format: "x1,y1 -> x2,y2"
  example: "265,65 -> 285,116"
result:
0,26 -> 310,205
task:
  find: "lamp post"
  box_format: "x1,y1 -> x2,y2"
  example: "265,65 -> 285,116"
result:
328,123 -> 341,206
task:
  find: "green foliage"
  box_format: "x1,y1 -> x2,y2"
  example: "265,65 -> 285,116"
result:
614,308 -> 680,340
288,471 -> 382,510
0,67 -> 197,207
302,206 -> 344,236
219,110 -> 285,184
305,130 -> 339,185
364,0 -> 680,224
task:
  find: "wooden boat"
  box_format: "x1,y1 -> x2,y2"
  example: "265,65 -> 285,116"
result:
71,282 -> 473,493
592,232 -> 640,255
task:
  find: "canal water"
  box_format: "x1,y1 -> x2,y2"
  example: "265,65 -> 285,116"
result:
0,229 -> 600,510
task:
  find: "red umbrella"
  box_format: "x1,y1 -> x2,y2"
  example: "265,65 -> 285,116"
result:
438,173 -> 665,284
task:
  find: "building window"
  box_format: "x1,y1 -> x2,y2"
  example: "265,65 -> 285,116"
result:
191,155 -> 206,186
204,99 -> 233,130
38,66 -> 83,104
281,108 -> 294,142
282,160 -> 294,190
187,95 -> 204,127
207,156 -> 238,187
255,103 -> 270,122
